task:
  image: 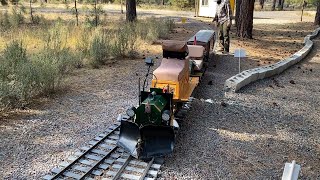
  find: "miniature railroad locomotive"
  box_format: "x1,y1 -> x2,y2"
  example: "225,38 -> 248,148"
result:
117,30 -> 216,160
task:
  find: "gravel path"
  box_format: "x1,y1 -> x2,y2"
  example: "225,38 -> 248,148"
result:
0,14 -> 319,179
0,60 -> 163,179
159,38 -> 320,179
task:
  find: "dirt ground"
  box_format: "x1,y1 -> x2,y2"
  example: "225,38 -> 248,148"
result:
171,17 -> 315,62
0,8 -> 319,179
158,37 -> 320,179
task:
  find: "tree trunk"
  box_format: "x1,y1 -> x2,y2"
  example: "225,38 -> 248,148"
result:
278,0 -> 284,10
126,0 -> 137,22
237,0 -> 255,39
121,0 -> 123,14
75,0 -> 78,26
259,0 -> 264,9
315,3 -> 320,25
1,0 -> 8,5
272,0 -> 276,11
30,0 -> 33,23
235,0 -> 242,27
195,0 -> 198,17
94,0 -> 98,26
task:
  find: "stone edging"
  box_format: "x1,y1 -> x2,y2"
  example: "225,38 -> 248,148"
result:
224,27 -> 320,93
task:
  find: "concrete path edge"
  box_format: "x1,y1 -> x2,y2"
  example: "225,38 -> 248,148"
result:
224,27 -> 320,93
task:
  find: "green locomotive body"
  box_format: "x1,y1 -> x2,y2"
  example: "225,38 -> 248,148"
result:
117,88 -> 176,159
136,94 -> 168,126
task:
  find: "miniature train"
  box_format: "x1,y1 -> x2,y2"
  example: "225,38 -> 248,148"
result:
117,30 -> 216,159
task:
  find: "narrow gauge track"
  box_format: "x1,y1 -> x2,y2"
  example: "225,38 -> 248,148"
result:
43,120 -> 161,180
44,99 -> 192,180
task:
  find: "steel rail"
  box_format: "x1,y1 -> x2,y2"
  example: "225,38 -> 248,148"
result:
111,155 -> 132,180
139,158 -> 154,180
79,146 -> 118,180
50,124 -> 120,179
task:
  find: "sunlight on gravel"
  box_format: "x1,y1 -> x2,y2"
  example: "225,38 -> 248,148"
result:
0,9 -> 319,179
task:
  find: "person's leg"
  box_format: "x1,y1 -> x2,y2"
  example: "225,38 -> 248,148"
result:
218,24 -> 224,51
223,22 -> 231,52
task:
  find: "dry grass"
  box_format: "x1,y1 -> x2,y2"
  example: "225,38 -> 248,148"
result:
0,9 -> 174,111
0,8 -> 319,179
0,9 -> 173,54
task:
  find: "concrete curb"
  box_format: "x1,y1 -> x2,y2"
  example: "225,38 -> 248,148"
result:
224,27 -> 320,93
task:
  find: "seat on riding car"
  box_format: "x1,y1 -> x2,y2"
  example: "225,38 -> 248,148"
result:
153,40 -> 189,81
153,58 -> 189,81
187,45 -> 205,71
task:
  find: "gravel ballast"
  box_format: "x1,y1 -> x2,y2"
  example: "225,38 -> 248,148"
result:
159,39 -> 320,179
0,60 -> 162,179
0,16 -> 319,180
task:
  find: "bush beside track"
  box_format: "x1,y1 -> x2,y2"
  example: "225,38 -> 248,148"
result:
0,9 -> 174,111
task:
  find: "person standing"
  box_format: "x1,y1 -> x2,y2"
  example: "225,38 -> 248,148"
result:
213,0 -> 232,53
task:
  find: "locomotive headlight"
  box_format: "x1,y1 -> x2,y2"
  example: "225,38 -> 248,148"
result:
162,110 -> 170,121
126,107 -> 136,117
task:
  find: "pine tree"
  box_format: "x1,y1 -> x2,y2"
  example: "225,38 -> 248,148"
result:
315,2 -> 320,25
126,0 -> 137,22
236,0 -> 255,38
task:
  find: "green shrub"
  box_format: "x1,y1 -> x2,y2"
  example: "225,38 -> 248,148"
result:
0,39 -> 76,108
76,27 -> 91,67
3,40 -> 27,69
0,7 -> 26,29
112,26 -> 129,57
0,41 -> 35,107
32,14 -> 42,25
136,17 -> 174,42
83,4 -> 105,28
126,23 -> 138,56
0,11 -> 11,29
9,6 -> 25,28
31,47 -> 77,93
110,22 -> 138,58
43,22 -> 67,51
109,17 -> 173,58
88,29 -> 109,68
